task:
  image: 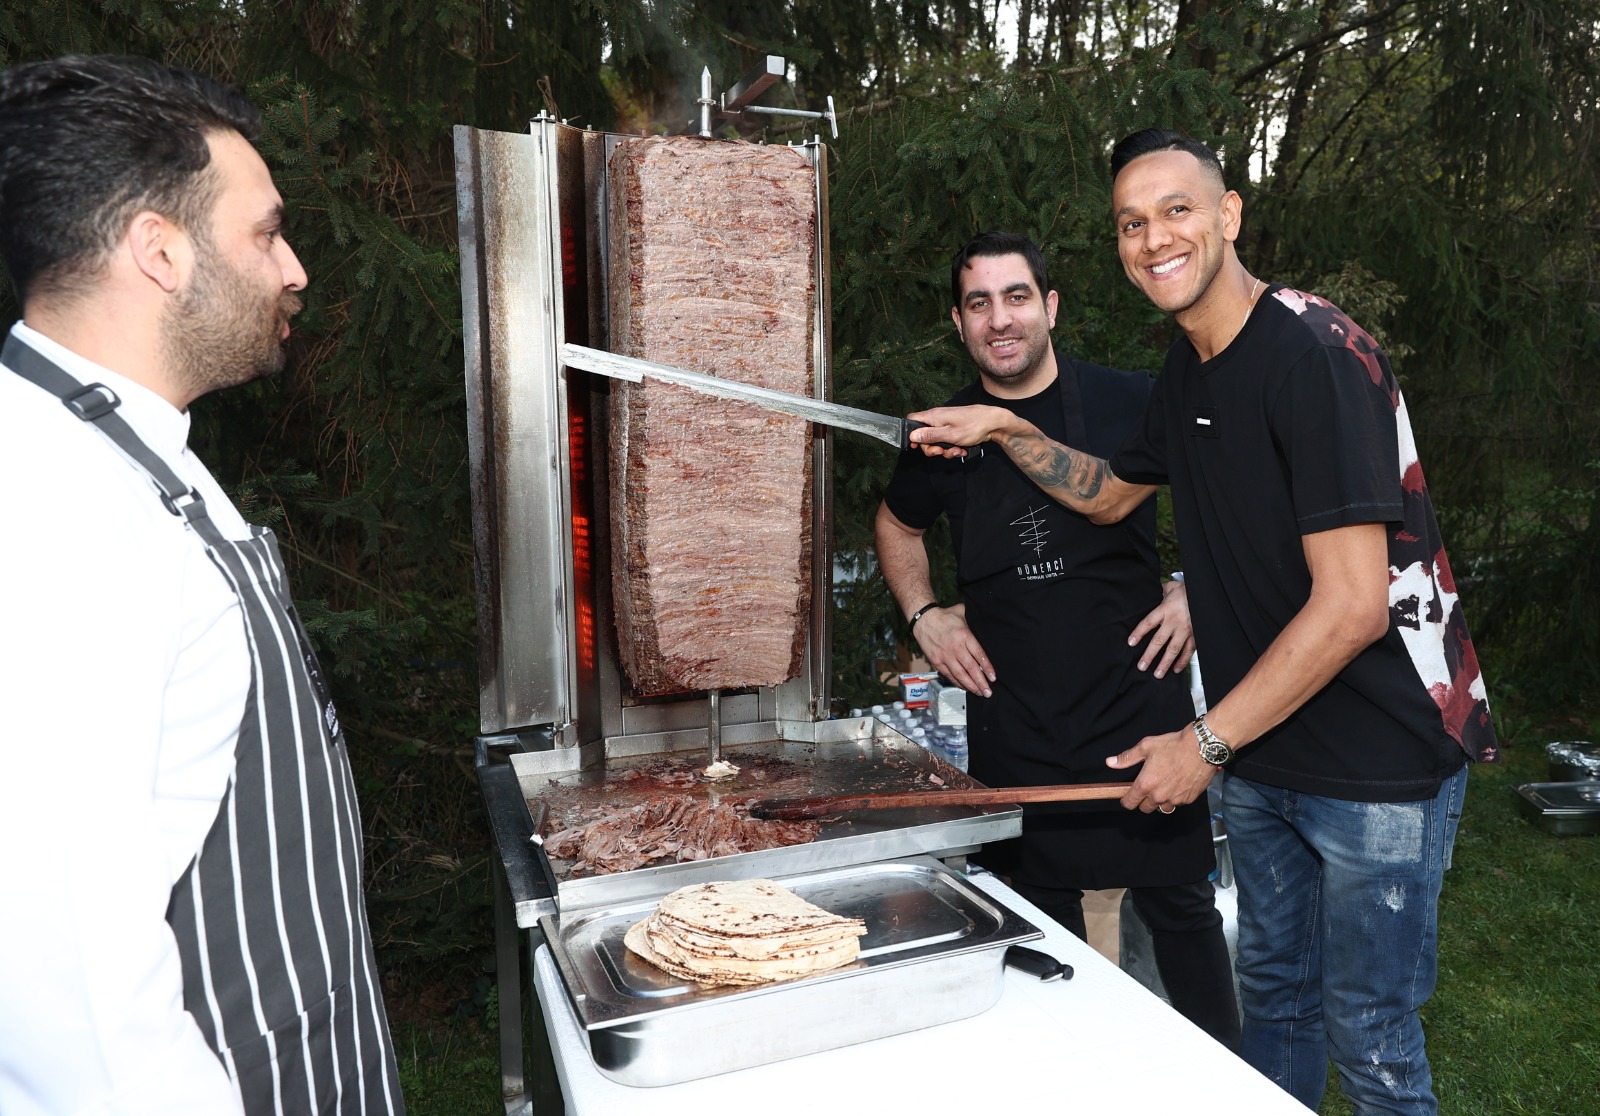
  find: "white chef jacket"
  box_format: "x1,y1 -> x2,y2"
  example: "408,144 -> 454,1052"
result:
0,322 -> 252,1115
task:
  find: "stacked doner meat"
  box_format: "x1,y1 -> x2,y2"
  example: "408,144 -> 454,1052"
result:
606,136 -> 817,694
625,879 -> 867,986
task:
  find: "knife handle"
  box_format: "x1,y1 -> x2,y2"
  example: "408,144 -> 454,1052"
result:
900,418 -> 963,454
1005,945 -> 1072,982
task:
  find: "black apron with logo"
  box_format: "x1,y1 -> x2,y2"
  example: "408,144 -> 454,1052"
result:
942,360 -> 1210,890
6,336 -> 404,1115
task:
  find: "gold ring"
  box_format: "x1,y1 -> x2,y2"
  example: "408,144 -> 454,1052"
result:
1159,805 -> 1174,814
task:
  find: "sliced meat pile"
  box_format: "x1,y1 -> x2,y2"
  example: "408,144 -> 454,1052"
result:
605,135 -> 816,695
544,797 -> 821,876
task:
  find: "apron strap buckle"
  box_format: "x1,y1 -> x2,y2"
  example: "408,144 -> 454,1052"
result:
62,383 -> 120,422
160,487 -> 204,517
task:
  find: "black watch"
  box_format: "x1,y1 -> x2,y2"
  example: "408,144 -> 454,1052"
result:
1194,716 -> 1234,766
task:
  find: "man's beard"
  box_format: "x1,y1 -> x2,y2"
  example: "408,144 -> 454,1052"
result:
160,240 -> 302,401
968,328 -> 1051,388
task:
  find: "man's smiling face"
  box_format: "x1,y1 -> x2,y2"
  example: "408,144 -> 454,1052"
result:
1112,149 -> 1239,319
951,252 -> 1058,392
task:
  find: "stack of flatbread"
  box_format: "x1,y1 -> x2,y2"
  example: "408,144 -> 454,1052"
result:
625,878 -> 868,987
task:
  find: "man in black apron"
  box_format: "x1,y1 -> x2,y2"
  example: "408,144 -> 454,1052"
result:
0,57 -> 403,1113
876,232 -> 1238,1047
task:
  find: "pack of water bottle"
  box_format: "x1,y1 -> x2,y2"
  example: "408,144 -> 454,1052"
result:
924,721 -> 969,771
849,678 -> 969,772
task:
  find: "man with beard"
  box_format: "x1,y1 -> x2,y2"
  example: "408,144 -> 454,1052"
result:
906,135 -> 1495,1114
875,231 -> 1239,1048
0,56 -> 404,1115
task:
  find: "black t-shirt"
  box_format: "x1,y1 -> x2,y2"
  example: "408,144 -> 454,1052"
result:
884,366 -> 1158,581
883,357 -> 1208,889
1111,286 -> 1497,802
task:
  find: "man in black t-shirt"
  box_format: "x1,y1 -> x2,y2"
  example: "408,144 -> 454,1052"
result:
905,141 -> 1495,1115
875,232 -> 1239,1048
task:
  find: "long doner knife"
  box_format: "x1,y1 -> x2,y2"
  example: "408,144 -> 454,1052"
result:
560,342 -> 928,451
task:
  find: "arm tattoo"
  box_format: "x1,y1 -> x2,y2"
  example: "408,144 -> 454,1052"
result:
997,430 -> 1108,503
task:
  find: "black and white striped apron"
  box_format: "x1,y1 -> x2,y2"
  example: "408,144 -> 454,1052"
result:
5,336 -> 404,1116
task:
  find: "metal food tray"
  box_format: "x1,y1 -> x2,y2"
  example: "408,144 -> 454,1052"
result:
513,716 -> 1022,915
1546,741 -> 1600,782
540,855 -> 1041,1086
1514,781 -> 1600,836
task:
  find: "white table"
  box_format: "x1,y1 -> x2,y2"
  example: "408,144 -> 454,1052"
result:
533,870 -> 1311,1115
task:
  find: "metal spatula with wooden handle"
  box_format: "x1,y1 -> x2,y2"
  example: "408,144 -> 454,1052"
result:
746,782 -> 1131,821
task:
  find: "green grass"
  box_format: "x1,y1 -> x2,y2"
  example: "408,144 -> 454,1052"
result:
1317,733 -> 1600,1114
393,1017 -> 501,1116
1413,739 -> 1600,1114
394,734 -> 1600,1115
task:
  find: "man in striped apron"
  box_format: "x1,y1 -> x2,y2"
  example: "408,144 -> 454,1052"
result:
0,56 -> 404,1114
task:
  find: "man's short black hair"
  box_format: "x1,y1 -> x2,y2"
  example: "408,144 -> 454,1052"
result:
950,231 -> 1051,309
0,54 -> 260,304
1110,128 -> 1226,190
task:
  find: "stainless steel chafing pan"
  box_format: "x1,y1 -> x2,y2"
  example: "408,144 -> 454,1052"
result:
540,856 -> 1041,1087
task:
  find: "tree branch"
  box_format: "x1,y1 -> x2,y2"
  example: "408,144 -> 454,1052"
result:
810,53 -> 1138,126
1286,39 -> 1422,192
1235,0 -> 1413,87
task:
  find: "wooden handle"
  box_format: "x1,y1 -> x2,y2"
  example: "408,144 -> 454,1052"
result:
746,782 -> 1130,821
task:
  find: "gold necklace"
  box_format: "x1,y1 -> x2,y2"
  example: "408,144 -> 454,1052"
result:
1242,278 -> 1262,329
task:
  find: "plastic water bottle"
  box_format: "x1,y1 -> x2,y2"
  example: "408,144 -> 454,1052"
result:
941,726 -> 969,772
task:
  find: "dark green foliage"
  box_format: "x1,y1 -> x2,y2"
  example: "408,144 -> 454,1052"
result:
1242,0 -> 1600,706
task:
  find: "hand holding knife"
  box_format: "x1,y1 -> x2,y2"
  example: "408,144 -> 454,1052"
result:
561,343 -> 957,452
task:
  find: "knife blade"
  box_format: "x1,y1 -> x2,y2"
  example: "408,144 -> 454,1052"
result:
560,342 -> 929,451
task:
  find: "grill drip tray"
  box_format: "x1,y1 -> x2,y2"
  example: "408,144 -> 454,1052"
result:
514,717 -> 1023,914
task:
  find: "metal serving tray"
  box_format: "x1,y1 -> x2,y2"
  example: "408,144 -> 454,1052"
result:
1546,741 -> 1600,782
1514,781 -> 1600,836
540,855 -> 1041,1087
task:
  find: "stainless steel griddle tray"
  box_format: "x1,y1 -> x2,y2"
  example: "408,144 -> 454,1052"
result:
512,717 -> 1022,915
539,857 -> 1040,1086
1515,781 -> 1600,836
545,853 -> 1038,1012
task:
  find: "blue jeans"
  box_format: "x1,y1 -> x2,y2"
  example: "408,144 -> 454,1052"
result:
1223,766 -> 1467,1115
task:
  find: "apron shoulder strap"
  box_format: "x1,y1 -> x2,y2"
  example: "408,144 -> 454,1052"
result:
3,333 -> 227,543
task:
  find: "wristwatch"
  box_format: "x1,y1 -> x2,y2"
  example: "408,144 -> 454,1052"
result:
1193,716 -> 1234,766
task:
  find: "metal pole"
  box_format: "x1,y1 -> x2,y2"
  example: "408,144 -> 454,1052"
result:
707,688 -> 722,762
698,66 -> 714,138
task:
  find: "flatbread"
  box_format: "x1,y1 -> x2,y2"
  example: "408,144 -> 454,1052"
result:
624,920 -> 770,986
624,878 -> 867,987
662,922 -> 860,959
653,878 -> 862,935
